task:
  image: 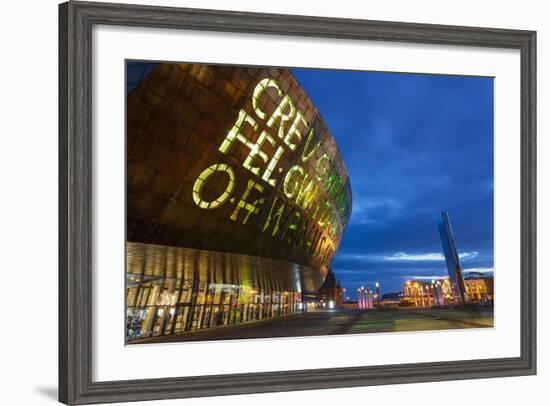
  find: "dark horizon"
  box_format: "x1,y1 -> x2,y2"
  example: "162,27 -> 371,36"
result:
292,68 -> 494,298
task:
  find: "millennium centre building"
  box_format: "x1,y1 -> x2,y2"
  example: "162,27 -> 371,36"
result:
125,63 -> 352,342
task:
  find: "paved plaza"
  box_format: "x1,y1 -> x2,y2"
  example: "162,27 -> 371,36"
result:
131,307 -> 494,344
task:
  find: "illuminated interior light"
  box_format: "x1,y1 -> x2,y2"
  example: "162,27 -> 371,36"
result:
262,197 -> 286,237
283,110 -> 308,151
316,201 -> 332,227
242,130 -> 275,176
262,145 -> 285,187
267,94 -> 296,140
218,109 -> 259,154
192,163 -> 235,209
281,210 -> 301,244
283,165 -> 305,199
301,128 -> 321,163
295,176 -> 318,210
230,179 -> 265,224
252,78 -> 282,120
310,200 -> 322,221
315,153 -> 331,181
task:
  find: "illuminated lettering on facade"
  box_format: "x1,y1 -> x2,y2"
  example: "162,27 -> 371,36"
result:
192,163 -> 235,209
191,77 -> 351,268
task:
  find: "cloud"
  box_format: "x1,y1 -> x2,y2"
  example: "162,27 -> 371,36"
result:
458,252 -> 479,260
340,251 -> 478,262
462,267 -> 494,274
385,252 -> 443,261
384,251 -> 478,261
350,196 -> 403,225
292,68 -> 494,294
402,266 -> 493,283
406,275 -> 448,280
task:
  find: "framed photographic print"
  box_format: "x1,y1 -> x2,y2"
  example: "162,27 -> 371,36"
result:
59,1 -> 536,404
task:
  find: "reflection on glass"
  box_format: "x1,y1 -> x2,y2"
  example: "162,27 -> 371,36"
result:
126,242 -> 316,342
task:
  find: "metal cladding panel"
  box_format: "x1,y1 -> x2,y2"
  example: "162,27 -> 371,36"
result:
126,242 -> 323,297
127,63 -> 352,286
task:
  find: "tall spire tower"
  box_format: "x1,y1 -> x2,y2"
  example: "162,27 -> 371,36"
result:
438,211 -> 468,303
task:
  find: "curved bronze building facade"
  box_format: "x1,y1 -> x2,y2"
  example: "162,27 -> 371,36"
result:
126,63 -> 352,342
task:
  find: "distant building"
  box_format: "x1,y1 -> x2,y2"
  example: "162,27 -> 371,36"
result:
403,279 -> 452,307
378,291 -> 404,309
438,211 -> 468,303
464,274 -> 494,304
402,274 -> 494,307
318,269 -> 343,308
381,292 -> 404,302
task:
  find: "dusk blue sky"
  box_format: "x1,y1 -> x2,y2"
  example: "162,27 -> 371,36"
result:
292,68 -> 494,297
127,62 -> 494,298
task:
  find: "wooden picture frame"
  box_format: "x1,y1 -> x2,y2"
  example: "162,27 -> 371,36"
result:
59,1 -> 536,404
